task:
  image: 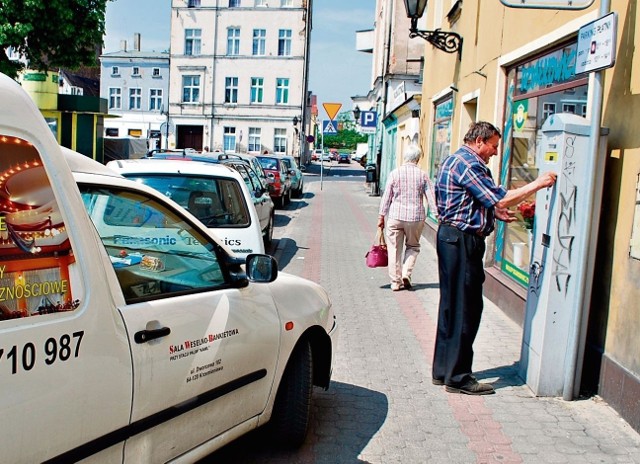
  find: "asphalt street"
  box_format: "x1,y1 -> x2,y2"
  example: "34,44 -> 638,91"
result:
204,160 -> 640,464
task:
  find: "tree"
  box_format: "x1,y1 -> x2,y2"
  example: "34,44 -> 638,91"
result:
0,0 -> 109,79
320,110 -> 367,151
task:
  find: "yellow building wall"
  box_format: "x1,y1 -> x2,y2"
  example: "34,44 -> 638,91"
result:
420,1 -> 640,374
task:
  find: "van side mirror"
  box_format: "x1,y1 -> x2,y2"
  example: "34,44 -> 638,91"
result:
246,254 -> 278,282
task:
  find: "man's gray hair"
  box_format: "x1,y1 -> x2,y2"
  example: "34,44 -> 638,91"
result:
404,144 -> 422,163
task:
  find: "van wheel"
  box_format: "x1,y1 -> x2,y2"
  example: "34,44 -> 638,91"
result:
264,214 -> 274,246
268,340 -> 312,448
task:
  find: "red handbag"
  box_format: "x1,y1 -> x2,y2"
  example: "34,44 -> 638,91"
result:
365,227 -> 388,268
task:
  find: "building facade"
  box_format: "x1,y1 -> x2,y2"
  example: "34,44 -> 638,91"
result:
355,0 -> 425,192
417,0 -> 640,431
169,0 -> 311,161
100,35 -> 169,148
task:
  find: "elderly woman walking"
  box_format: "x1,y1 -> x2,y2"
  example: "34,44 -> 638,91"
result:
377,144 -> 436,291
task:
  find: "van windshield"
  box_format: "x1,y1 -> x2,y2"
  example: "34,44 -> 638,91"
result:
121,174 -> 250,228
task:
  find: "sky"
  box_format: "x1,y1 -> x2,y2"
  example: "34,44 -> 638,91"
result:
103,0 -> 374,116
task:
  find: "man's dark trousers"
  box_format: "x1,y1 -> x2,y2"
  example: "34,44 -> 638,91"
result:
433,224 -> 486,386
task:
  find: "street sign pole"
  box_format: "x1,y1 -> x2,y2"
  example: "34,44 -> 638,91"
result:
320,120 -> 324,191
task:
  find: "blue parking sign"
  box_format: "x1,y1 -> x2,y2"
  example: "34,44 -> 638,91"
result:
361,110 -> 377,128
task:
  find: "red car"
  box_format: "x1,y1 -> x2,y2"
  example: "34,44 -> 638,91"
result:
256,155 -> 292,208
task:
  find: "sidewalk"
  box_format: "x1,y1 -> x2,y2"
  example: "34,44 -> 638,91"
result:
212,175 -> 640,463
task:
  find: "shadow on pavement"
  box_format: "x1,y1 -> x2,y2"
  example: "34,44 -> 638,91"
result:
273,237 -> 306,270
475,362 -> 525,390
201,381 -> 388,463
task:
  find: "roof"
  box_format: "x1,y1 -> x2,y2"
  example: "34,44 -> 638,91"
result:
106,158 -> 241,179
59,70 -> 100,97
100,50 -> 169,60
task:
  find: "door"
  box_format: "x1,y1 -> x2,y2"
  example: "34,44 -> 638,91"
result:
177,125 -> 203,150
237,163 -> 271,230
79,184 -> 281,462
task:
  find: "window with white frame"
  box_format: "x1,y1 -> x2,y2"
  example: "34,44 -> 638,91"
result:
185,29 -> 202,56
542,102 -> 556,122
188,0 -> 201,6
281,0 -> 292,6
248,127 -> 261,152
562,103 -> 577,114
229,0 -> 240,6
227,27 -> 240,55
224,127 -> 237,152
149,88 -> 163,111
132,66 -> 140,76
278,29 -> 292,56
109,87 -> 122,109
152,67 -> 161,77
111,66 -> 120,76
255,0 -> 267,5
252,29 -> 266,55
225,77 -> 238,103
182,75 -> 200,103
250,77 -> 264,103
129,88 -> 142,110
275,78 -> 289,104
274,128 -> 286,153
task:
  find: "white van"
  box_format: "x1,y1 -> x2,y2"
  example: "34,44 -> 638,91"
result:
0,71 -> 336,463
107,158 -> 265,258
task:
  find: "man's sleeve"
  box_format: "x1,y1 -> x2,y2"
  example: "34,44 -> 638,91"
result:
458,163 -> 507,208
378,172 -> 395,216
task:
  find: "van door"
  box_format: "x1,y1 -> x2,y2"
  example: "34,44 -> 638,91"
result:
79,184 -> 281,462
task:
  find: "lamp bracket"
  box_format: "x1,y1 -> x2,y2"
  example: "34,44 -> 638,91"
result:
409,18 -> 462,59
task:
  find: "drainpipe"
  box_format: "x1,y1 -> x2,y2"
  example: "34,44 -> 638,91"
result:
209,0 -> 220,150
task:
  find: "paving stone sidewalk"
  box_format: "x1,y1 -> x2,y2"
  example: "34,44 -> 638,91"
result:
208,175 -> 640,464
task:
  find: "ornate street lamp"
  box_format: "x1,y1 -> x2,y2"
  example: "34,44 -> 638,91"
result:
403,0 -> 462,58
352,106 -> 361,124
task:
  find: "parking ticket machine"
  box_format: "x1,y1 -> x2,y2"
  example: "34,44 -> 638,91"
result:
519,113 -> 603,397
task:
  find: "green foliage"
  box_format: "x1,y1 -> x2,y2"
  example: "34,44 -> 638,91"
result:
0,0 -> 109,79
323,127 -> 367,151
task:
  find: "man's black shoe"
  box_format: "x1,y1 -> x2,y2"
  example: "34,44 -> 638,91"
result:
432,378 -> 445,386
445,379 -> 495,395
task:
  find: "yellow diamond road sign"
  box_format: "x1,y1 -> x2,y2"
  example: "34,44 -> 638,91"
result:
322,103 -> 342,121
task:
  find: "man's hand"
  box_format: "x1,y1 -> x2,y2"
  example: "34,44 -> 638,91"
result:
495,207 -> 516,223
537,171 -> 557,188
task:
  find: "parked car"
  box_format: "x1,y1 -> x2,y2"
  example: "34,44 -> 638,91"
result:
107,158 -> 266,258
256,155 -> 292,208
280,155 -> 304,198
220,158 -> 275,245
312,149 -> 322,161
0,71 -> 337,463
235,152 -> 275,195
337,152 -> 351,164
320,151 -> 332,162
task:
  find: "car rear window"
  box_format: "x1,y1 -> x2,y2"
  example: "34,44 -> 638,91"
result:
120,174 -> 250,228
257,157 -> 280,171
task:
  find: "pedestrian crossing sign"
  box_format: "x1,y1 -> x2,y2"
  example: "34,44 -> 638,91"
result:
322,119 -> 338,135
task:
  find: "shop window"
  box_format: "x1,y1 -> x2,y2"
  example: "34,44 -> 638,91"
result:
427,97 -> 453,221
498,43 -> 588,286
106,128 -> 119,137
